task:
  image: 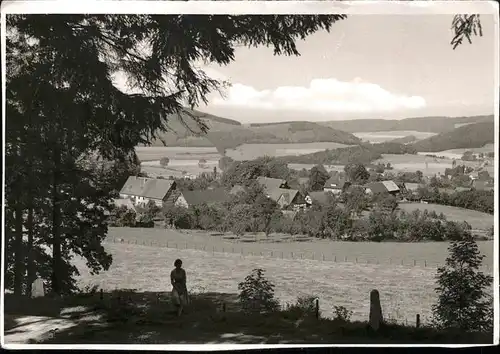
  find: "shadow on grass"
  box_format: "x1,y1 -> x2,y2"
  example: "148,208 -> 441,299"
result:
3,291 -> 493,345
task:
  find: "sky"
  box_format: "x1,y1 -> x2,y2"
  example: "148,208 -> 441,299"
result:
195,14 -> 497,123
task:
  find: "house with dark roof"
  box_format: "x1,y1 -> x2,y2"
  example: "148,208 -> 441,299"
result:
307,191 -> 333,206
174,188 -> 230,208
365,180 -> 400,196
256,176 -> 289,191
119,176 -> 177,207
323,176 -> 349,194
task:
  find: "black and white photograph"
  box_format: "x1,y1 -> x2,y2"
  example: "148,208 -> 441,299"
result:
2,0 -> 498,347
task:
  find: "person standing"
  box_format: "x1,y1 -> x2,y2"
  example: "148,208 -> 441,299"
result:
171,259 -> 188,316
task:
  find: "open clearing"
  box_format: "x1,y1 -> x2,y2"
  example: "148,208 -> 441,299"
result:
75,241 -> 443,323
353,131 -> 437,143
225,142 -> 352,161
398,203 -> 493,231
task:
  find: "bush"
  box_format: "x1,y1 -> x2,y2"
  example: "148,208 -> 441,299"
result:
432,234 -> 493,332
238,268 -> 280,314
332,305 -> 353,322
283,295 -> 318,320
160,157 -> 170,167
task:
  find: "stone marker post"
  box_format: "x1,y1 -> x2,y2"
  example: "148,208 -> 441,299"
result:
31,277 -> 45,298
369,289 -> 383,331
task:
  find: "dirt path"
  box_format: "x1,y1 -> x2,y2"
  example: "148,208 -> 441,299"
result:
3,311 -> 103,344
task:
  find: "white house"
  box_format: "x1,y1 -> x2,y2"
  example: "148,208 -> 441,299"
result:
119,176 -> 176,207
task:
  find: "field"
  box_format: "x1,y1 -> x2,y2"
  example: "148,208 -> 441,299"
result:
372,153 -> 495,177
135,146 -> 220,178
398,203 -> 494,231
135,146 -> 220,162
424,143 -> 495,160
352,131 -> 437,143
225,142 -> 352,161
75,234 -> 494,325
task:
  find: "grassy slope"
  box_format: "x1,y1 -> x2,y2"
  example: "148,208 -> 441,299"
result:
149,111 -> 362,151
319,115 -> 494,133
409,122 -> 495,152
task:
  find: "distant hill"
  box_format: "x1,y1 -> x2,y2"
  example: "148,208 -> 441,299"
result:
319,115 -> 493,133
149,111 -> 361,153
410,122 -> 495,152
277,142 -> 417,165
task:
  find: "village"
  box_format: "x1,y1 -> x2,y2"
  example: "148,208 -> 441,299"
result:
113,154 -> 494,240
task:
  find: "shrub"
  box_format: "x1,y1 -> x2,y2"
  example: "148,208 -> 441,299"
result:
160,157 -> 170,167
432,234 -> 493,332
238,268 -> 280,314
283,295 -> 318,320
332,305 -> 353,322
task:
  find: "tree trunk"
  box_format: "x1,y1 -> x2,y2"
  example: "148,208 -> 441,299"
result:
51,147 -> 62,295
13,202 -> 24,295
26,198 -> 35,295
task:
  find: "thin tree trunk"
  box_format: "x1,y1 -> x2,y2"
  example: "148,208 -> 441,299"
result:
13,201 -> 24,295
26,195 -> 35,295
51,146 -> 61,295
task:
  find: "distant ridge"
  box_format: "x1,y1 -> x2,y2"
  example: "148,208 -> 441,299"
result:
318,115 -> 493,133
409,121 -> 495,152
149,110 -> 361,152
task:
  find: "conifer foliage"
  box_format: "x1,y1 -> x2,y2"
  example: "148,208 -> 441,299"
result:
5,14 -> 346,295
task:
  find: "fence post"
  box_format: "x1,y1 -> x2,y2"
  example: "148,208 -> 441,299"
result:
99,289 -> 103,300
355,257 -> 358,263
281,251 -> 283,259
416,314 -> 420,328
424,260 -> 427,267
223,303 -> 226,313
175,243 -> 178,249
167,241 -> 169,248
322,253 -> 325,261
291,252 -> 294,259
271,251 -> 274,257
334,255 -> 336,262
344,256 -> 347,262
413,259 -> 416,266
213,245 -> 215,254
315,298 -> 319,319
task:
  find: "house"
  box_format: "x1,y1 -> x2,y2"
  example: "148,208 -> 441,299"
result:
307,191 -> 333,206
174,188 -> 230,208
119,176 -> 176,207
403,183 -> 421,195
323,176 -> 349,194
472,180 -> 494,192
267,188 -> 307,210
256,176 -> 289,191
365,180 -> 400,196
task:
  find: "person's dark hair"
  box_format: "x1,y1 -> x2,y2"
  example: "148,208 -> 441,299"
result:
174,259 -> 182,267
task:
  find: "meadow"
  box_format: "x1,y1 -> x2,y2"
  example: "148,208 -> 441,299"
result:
397,203 -> 494,231
352,131 -> 437,143
135,146 -> 220,162
104,228 -> 494,270
75,241 -> 438,323
74,238 -> 494,325
372,153 -> 495,177
225,142 -> 352,161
